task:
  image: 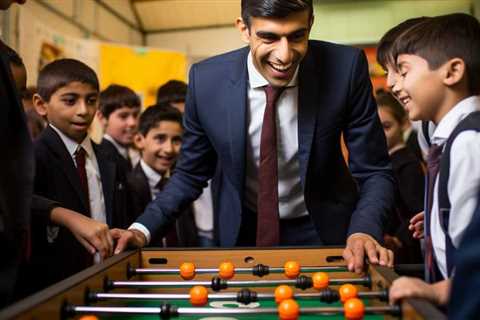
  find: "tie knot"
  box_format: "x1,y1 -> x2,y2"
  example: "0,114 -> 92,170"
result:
427,143 -> 443,163
156,176 -> 169,190
264,85 -> 285,107
75,146 -> 86,157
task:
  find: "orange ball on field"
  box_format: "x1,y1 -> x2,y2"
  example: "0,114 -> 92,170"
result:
339,284 -> 358,303
344,298 -> 365,320
189,285 -> 209,306
278,298 -> 300,320
218,261 -> 235,279
284,261 -> 301,279
180,262 -> 196,280
274,285 -> 294,304
312,272 -> 329,290
79,316 -> 99,320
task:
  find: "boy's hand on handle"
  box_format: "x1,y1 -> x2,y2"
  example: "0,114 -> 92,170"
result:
343,233 -> 394,274
409,211 -> 425,239
111,228 -> 146,254
50,207 -> 113,259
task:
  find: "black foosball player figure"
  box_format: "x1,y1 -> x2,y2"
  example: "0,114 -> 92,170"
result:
111,0 -> 396,275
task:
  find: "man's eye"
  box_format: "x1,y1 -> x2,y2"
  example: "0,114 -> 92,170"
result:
63,99 -> 75,105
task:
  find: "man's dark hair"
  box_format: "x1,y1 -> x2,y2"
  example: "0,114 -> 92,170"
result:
376,89 -> 406,124
99,84 -> 141,118
156,80 -> 187,105
37,58 -> 99,102
392,13 -> 480,95
377,17 -> 429,70
138,102 -> 183,136
241,0 -> 313,28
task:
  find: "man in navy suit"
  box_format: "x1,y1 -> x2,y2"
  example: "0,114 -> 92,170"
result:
113,0 -> 395,273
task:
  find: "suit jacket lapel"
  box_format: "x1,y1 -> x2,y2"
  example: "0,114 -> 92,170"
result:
297,48 -> 321,186
94,144 -> 116,225
226,47 -> 249,192
42,126 -> 90,212
134,163 -> 152,204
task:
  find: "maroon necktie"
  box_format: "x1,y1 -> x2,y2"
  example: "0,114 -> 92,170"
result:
75,146 -> 90,215
256,85 -> 285,246
424,143 -> 443,283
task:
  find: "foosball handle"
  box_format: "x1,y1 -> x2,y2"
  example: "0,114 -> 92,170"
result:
126,262 -> 136,279
60,300 -> 75,320
103,276 -> 114,292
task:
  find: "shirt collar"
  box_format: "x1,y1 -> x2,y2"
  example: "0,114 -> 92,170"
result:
50,124 -> 93,159
104,134 -> 129,159
432,96 -> 480,145
140,159 -> 163,189
247,52 -> 299,89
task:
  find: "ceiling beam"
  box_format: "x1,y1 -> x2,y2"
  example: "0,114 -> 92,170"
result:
146,23 -> 235,34
129,0 -> 147,45
93,0 -> 142,33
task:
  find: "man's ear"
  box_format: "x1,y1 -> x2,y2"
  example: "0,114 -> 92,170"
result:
443,58 -> 466,87
33,93 -> 48,117
236,17 -> 250,44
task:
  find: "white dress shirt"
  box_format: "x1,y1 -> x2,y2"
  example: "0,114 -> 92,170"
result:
244,52 -> 307,219
50,125 -> 107,224
429,96 -> 480,278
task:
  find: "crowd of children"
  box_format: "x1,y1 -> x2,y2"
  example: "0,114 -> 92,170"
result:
1,0 -> 480,317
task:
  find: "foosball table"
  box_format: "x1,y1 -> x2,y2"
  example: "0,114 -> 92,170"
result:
0,247 -> 446,320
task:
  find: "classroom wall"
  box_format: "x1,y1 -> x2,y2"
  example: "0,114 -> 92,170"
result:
0,0 -> 143,50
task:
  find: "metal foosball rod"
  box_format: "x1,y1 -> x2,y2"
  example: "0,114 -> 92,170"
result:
127,261 -> 348,279
63,299 -> 401,320
87,285 -> 388,306
105,273 -> 372,292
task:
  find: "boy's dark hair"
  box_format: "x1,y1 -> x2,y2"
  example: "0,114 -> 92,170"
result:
2,43 -> 24,67
377,17 -> 429,70
156,80 -> 187,105
392,13 -> 480,95
99,84 -> 141,118
138,102 -> 183,136
241,0 -> 313,28
37,58 -> 99,102
376,89 -> 406,124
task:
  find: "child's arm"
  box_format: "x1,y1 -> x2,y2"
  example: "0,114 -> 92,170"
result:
50,207 -> 113,259
389,277 -> 451,305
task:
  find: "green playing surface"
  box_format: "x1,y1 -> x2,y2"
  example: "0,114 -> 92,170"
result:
97,298 -> 385,319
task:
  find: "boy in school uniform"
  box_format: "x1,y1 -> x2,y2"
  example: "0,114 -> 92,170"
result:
98,84 -> 141,173
127,104 -> 197,246
385,13 -> 480,306
30,59 -> 131,291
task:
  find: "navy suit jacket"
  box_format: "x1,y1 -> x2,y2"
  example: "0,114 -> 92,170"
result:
28,126 -> 131,292
137,41 -> 394,247
449,197 -> 480,319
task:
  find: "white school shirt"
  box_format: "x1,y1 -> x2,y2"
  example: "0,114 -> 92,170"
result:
429,96 -> 480,278
244,52 -> 307,220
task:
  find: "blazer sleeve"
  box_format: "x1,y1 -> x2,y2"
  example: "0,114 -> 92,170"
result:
136,64 -> 217,237
343,50 -> 395,243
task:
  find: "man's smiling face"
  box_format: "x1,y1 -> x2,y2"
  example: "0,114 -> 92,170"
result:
240,10 -> 312,87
